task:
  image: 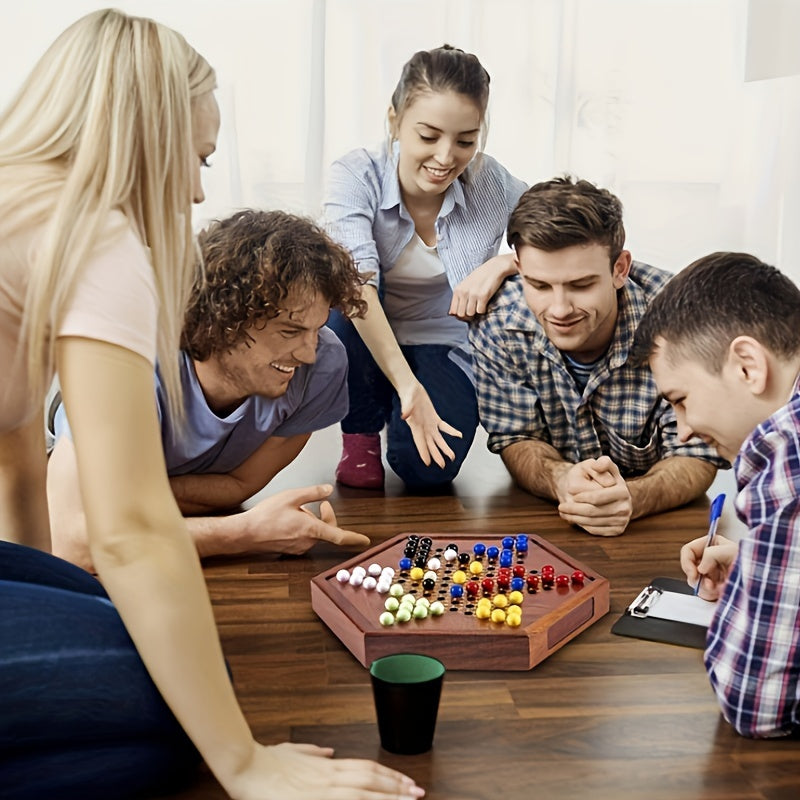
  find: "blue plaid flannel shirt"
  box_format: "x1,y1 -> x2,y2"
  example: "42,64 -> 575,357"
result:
468,261 -> 725,476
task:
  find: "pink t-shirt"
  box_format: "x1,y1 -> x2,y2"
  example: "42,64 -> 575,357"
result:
0,211 -> 158,431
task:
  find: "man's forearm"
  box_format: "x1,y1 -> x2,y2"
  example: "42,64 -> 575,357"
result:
49,439 -> 257,566
171,434 -> 310,516
170,473 -> 250,515
500,439 -> 572,502
628,457 -> 717,519
185,512 -> 254,559
55,498 -> 254,567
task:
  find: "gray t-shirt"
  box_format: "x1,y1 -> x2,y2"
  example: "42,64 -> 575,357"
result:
53,327 -> 348,476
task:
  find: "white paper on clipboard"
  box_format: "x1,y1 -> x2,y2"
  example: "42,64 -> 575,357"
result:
647,590 -> 717,627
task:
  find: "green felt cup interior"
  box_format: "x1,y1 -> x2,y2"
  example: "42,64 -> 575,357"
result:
369,653 -> 445,684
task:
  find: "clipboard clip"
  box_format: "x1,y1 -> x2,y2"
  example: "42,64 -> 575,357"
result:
628,584 -> 663,618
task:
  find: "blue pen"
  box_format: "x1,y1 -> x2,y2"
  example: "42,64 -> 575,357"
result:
693,492 -> 726,596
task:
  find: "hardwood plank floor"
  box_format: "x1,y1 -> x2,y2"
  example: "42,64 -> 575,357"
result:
165,426 -> 798,800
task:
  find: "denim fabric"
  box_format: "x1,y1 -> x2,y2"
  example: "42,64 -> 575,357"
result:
328,310 -> 478,490
0,542 -> 199,799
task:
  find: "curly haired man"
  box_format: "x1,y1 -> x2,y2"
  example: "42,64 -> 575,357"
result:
47,209 -> 371,571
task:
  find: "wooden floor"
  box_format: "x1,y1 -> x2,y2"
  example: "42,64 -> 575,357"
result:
167,427 -> 799,800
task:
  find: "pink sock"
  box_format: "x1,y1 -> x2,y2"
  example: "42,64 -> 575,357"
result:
335,433 -> 385,489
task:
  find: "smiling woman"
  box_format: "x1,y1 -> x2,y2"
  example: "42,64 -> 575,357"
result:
323,44 -> 528,492
389,89 -> 482,241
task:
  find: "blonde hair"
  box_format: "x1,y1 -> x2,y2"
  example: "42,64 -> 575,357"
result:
0,8 -> 216,422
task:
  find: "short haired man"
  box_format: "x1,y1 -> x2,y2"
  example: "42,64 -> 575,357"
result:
469,177 -> 725,535
48,209 -> 370,571
630,251 -> 800,738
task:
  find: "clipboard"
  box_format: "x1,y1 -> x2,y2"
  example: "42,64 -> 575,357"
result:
611,576 -> 716,649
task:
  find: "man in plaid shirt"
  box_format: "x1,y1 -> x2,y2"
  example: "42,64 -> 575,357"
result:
631,252 -> 800,738
469,177 -> 724,535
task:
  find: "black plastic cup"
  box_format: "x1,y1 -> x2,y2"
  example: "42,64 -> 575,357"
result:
369,653 -> 445,755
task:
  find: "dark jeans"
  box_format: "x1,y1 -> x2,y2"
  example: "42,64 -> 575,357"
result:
0,542 -> 199,799
328,310 -> 479,490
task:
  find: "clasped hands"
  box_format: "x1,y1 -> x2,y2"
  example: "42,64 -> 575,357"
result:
556,455 -> 633,536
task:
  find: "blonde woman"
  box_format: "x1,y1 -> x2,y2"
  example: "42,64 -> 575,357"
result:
0,10 -> 422,800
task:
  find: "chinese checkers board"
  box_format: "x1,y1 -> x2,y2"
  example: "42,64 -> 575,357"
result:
311,532 -> 610,671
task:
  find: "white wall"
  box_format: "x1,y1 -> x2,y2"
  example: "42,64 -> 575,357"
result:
1,0 -> 798,281
746,0 -> 800,80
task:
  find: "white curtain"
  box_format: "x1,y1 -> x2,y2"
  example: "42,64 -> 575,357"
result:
1,0 -> 798,280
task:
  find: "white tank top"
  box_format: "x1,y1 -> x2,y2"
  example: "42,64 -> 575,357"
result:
382,235 -> 468,348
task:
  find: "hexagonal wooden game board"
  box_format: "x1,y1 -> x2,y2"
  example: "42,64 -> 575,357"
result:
311,532 -> 610,671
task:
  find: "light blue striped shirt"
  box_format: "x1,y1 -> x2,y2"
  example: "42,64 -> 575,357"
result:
322,142 -> 527,293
